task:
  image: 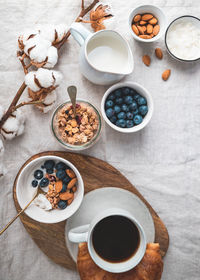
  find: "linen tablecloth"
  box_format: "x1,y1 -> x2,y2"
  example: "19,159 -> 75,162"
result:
0,0 -> 200,279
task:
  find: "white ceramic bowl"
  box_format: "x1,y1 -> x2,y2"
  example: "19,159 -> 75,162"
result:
129,5 -> 167,42
16,155 -> 84,223
101,82 -> 153,133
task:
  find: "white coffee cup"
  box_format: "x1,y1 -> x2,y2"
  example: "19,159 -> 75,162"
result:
68,208 -> 146,273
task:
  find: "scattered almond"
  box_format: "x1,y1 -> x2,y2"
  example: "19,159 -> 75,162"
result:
162,69 -> 171,81
139,35 -> 151,39
155,48 -> 163,59
148,17 -> 158,25
133,14 -> 141,22
142,55 -> 151,66
132,24 -> 139,36
55,180 -> 63,193
66,169 -> 76,178
141,14 -> 153,21
139,20 -> 147,25
142,26 -> 147,32
59,191 -> 74,201
147,24 -> 153,34
153,25 -> 160,36
137,25 -> 144,35
67,178 -> 77,189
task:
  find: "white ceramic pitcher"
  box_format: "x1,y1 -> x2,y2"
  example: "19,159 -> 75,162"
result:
70,23 -> 134,86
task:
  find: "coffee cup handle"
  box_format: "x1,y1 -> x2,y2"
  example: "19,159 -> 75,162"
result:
70,22 -> 91,46
68,224 -> 90,243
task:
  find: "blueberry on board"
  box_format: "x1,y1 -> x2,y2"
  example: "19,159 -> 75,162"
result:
139,105 -> 148,116
115,97 -> 123,105
56,169 -> 66,180
129,101 -> 137,111
62,175 -> 71,185
32,180 -> 38,188
110,115 -> 117,123
124,96 -> 133,105
133,94 -> 140,101
126,112 -> 134,119
60,184 -> 67,193
117,112 -> 126,119
105,100 -> 114,108
126,120 -> 134,128
122,87 -> 130,95
58,200 -> 67,209
116,119 -> 126,128
132,108 -> 139,115
121,104 -> 129,112
114,105 -> 121,114
133,114 -> 143,125
108,93 -> 115,100
114,89 -> 122,98
34,170 -> 43,180
39,177 -> 49,188
55,162 -> 67,170
106,108 -> 115,118
137,97 -> 147,105
44,160 -> 55,170
46,168 -> 53,174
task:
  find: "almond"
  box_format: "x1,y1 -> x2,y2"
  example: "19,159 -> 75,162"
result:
139,20 -> 147,25
141,14 -> 153,21
133,14 -> 141,22
72,186 -> 77,193
155,48 -> 163,59
162,69 -> 171,81
55,181 -> 63,193
67,197 -> 74,205
142,26 -> 147,32
139,35 -> 152,39
148,17 -> 158,25
132,24 -> 139,36
142,55 -> 151,66
147,24 -> 153,34
59,191 -> 73,201
66,169 -> 76,178
153,25 -> 160,36
137,25 -> 144,35
67,178 -> 77,189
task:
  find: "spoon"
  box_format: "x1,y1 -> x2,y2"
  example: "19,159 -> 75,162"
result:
0,187 -> 45,235
67,85 -> 77,117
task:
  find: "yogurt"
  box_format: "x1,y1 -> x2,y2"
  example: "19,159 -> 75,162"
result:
166,17 -> 200,61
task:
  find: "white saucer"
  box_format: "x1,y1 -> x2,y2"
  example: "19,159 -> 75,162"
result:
65,187 -> 155,262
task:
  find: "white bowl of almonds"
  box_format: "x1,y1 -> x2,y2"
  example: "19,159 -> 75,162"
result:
51,100 -> 102,150
129,5 -> 167,42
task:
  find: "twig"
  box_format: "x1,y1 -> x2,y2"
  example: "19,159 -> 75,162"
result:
0,0 -> 98,130
14,100 -> 45,111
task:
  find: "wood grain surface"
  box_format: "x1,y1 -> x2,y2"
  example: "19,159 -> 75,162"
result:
13,151 -> 169,270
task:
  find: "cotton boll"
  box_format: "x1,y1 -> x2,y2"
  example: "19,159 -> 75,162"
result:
103,16 -> 115,30
29,43 -> 48,63
55,24 -> 67,42
0,105 -> 4,120
25,71 -> 41,92
39,25 -> 56,42
43,90 -> 57,105
21,29 -> 39,43
52,71 -> 63,86
36,68 -> 54,88
43,46 -> 58,68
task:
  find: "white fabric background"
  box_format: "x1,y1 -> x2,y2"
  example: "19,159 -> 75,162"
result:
0,0 -> 200,279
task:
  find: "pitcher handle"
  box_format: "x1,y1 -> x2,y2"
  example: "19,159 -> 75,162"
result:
70,22 -> 91,46
68,224 -> 90,243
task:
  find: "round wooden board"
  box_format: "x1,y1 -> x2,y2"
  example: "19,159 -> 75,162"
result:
13,151 -> 169,270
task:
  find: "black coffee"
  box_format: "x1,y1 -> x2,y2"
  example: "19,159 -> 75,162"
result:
92,215 -> 140,263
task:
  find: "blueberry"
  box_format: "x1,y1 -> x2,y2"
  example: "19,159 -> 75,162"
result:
34,170 -> 43,180
114,105 -> 121,114
110,115 -> 117,123
105,100 -> 114,108
126,112 -> 134,119
106,108 -> 115,118
129,101 -> 137,111
117,112 -> 126,119
114,89 -> 122,98
65,110 -> 69,114
116,119 -> 126,128
46,168 -> 53,174
39,177 -> 49,188
108,93 -> 115,100
122,87 -> 130,95
133,114 -> 143,125
124,96 -> 133,105
139,105 -> 148,116
133,108 -> 139,115
137,97 -> 147,105
41,165 -> 45,169
62,175 -> 71,185
44,160 -> 55,170
115,97 -> 123,105
133,94 -> 140,101
58,200 -> 67,209
121,104 -> 129,112
126,120 -> 134,128
55,162 -> 67,170
56,169 -> 66,180
60,184 -> 67,193
32,180 -> 38,188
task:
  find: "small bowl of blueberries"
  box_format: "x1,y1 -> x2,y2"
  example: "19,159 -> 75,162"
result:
101,82 -> 153,133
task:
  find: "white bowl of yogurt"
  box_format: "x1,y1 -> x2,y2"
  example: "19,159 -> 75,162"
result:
165,15 -> 200,62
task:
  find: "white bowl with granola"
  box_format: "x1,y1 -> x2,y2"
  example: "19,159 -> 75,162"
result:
16,155 -> 84,223
51,100 -> 102,150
